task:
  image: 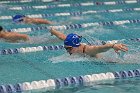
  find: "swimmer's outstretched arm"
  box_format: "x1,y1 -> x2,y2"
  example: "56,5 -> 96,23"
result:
49,28 -> 66,40
25,17 -> 53,24
21,34 -> 30,41
89,43 -> 128,55
11,33 -> 30,42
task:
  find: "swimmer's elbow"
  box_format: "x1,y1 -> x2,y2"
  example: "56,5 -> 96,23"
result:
46,20 -> 53,24
25,36 -> 29,41
22,35 -> 29,41
58,35 -> 66,40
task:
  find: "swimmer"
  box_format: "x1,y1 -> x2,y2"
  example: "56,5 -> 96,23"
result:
0,26 -> 29,43
49,28 -> 128,58
12,14 -> 53,24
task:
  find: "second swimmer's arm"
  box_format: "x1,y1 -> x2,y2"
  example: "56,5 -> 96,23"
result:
96,44 -> 114,53
94,43 -> 128,54
16,34 -> 30,41
87,44 -> 113,55
26,18 -> 53,24
50,28 -> 66,40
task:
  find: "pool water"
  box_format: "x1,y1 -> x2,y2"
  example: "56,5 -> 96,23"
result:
0,0 -> 140,93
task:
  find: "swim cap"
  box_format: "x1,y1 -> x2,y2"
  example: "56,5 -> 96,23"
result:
12,15 -> 25,23
64,33 -> 82,47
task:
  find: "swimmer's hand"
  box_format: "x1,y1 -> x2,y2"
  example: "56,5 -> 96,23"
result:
112,43 -> 128,54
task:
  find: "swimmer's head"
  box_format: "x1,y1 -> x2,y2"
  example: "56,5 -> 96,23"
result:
12,15 -> 26,23
0,26 -> 3,32
64,33 -> 82,47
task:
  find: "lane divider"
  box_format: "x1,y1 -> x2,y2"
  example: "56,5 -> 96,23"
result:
0,38 -> 140,55
0,69 -> 139,93
1,7 -> 140,20
0,0 -> 60,4
8,19 -> 140,33
0,45 -> 64,55
7,0 -> 140,10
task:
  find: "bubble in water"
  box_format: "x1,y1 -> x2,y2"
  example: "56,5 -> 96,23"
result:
49,53 -> 92,63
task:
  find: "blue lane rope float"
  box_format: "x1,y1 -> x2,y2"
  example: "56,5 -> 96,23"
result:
7,0 -> 140,10
1,7 -> 140,20
0,38 -> 139,55
0,0 -> 61,4
8,19 -> 140,33
0,69 -> 140,93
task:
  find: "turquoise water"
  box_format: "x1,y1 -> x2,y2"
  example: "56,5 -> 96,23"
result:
0,0 -> 140,93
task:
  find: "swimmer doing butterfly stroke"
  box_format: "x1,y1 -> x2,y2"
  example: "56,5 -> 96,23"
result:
12,14 -> 53,25
49,28 -> 128,58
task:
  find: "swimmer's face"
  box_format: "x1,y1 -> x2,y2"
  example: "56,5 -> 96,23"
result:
64,45 -> 73,51
18,17 -> 25,23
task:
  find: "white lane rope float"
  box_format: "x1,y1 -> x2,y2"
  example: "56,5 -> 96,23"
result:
0,38 -> 139,55
0,68 -> 139,93
7,19 -> 140,33
7,0 -> 140,11
0,7 -> 140,20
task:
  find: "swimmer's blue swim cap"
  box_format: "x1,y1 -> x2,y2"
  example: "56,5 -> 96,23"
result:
64,33 -> 82,47
12,15 -> 25,23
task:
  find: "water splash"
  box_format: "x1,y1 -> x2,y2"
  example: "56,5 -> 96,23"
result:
124,52 -> 140,63
28,34 -> 62,44
49,53 -> 92,63
70,16 -> 90,21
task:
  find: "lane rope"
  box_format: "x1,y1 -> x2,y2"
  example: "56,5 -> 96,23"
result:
0,0 -> 61,4
7,19 -> 140,33
7,0 -> 140,11
1,7 -> 140,20
0,69 -> 139,93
